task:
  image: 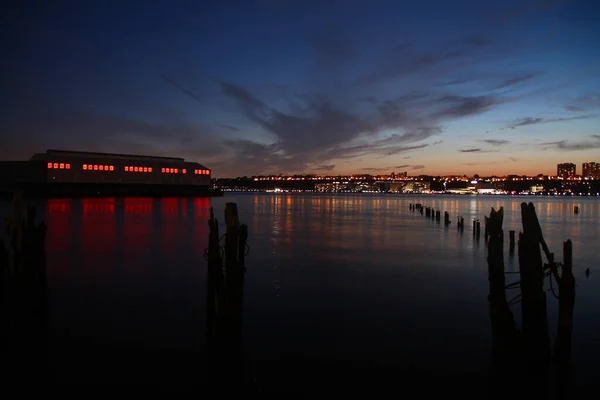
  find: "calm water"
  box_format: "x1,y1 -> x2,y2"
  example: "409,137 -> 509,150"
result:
2,194 -> 599,390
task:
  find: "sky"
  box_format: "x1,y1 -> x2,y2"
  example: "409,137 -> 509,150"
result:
2,0 -> 600,178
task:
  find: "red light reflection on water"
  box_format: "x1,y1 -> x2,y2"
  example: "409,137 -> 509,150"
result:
46,199 -> 73,280
194,198 -> 210,258
81,198 -> 116,279
160,198 -> 180,254
123,198 -> 153,270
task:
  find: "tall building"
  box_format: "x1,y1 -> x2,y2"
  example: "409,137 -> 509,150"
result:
582,161 -> 600,178
557,163 -> 576,178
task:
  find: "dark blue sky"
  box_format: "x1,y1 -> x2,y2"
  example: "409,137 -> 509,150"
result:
2,0 -> 600,177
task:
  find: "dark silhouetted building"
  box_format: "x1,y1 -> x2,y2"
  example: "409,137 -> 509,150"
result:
557,163 -> 576,178
582,161 -> 599,179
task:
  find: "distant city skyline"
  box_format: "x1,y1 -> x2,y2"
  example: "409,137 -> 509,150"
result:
2,0 -> 600,178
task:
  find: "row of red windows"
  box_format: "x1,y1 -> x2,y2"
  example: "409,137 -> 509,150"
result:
125,166 -> 152,172
47,163 -> 71,169
162,167 -> 185,174
83,164 -> 114,171
47,162 -> 210,175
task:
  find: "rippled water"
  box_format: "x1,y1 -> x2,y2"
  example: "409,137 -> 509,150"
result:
1,194 -> 598,390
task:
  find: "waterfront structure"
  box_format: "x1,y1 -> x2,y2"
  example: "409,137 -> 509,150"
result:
557,163 -> 576,178
0,149 -> 214,197
582,162 -> 600,179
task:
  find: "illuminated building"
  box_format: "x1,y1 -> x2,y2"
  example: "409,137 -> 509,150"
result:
582,162 -> 600,179
557,163 -> 576,178
0,149 -> 215,197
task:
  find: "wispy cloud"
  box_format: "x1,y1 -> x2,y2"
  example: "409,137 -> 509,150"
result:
481,139 -> 510,146
508,157 -> 519,162
219,124 -> 240,131
508,115 -> 595,128
540,135 -> 600,151
458,148 -> 482,153
160,74 -> 203,103
495,73 -> 538,89
313,164 -> 335,171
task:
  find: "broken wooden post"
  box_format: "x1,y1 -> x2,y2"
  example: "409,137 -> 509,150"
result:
435,210 -> 440,222
487,207 -> 522,395
518,202 -> 551,394
573,206 -> 579,215
509,230 -> 515,254
554,239 -> 575,398
444,211 -> 450,225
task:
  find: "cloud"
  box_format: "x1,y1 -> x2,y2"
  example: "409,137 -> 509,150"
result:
540,135 -> 600,151
458,148 -> 482,153
313,164 -> 335,171
481,139 -> 510,146
508,157 -> 519,162
495,73 -> 538,89
219,124 -> 240,131
410,165 -> 425,170
508,115 -> 595,128
160,74 -> 203,103
215,79 -> 513,175
357,35 -> 495,86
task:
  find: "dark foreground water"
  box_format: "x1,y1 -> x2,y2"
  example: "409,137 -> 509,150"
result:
1,194 -> 599,394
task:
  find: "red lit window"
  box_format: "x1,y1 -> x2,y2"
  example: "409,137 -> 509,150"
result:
175,168 -> 179,173
99,165 -> 104,171
53,163 -> 58,168
59,163 -> 64,169
148,167 -> 152,172
83,164 -> 88,170
47,163 -> 53,169
182,169 -> 186,174
104,165 -> 109,170
161,168 -> 165,173
143,167 -> 148,172
93,165 -> 98,170
134,167 -> 139,172
125,166 -> 129,172
109,165 -> 114,171
66,164 -> 71,169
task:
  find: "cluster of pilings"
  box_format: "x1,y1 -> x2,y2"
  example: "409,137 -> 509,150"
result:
0,191 -> 48,383
486,203 -> 575,399
410,203 -> 466,231
206,202 -> 254,392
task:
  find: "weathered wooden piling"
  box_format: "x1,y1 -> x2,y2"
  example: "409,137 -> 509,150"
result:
518,202 -> 551,393
444,211 -> 450,225
476,220 -> 481,239
573,206 -> 579,215
553,239 -> 575,398
509,230 -> 515,254
205,202 -> 250,391
1,191 -> 48,384
487,207 -> 522,396
435,210 -> 440,222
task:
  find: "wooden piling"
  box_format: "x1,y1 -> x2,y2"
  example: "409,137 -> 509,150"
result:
518,202 -> 551,393
476,220 -> 481,239
486,207 -> 524,397
444,211 -> 450,225
509,230 -> 515,254
553,240 -> 575,398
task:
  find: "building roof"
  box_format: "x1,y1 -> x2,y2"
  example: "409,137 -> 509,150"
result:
42,149 -> 185,162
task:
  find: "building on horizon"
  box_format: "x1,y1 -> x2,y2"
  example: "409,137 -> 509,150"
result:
0,149 -> 213,198
582,161 -> 600,179
557,162 -> 576,178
